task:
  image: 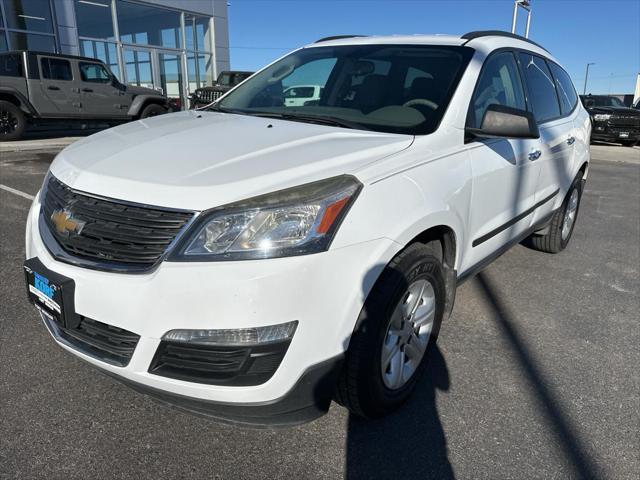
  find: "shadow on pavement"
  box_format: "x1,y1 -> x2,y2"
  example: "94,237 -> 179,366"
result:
345,345 -> 454,480
475,271 -> 603,480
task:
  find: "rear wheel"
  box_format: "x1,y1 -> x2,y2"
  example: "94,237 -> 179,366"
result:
0,100 -> 26,141
335,242 -> 446,418
529,176 -> 583,253
139,103 -> 167,119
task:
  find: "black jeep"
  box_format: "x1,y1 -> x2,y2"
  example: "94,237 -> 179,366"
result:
0,51 -> 169,141
580,94 -> 640,147
190,70 -> 253,108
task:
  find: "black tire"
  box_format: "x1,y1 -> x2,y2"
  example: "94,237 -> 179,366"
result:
0,100 -> 26,141
335,242 -> 446,418
139,103 -> 167,119
529,176 -> 584,253
620,140 -> 637,147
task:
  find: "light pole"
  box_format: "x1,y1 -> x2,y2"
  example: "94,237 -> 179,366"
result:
583,63 -> 595,95
511,0 -> 532,38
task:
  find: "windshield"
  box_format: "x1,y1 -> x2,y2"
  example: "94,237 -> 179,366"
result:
216,44 -> 473,135
583,96 -> 626,108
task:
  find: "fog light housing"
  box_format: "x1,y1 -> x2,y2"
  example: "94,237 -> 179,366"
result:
162,321 -> 297,346
150,321 -> 298,386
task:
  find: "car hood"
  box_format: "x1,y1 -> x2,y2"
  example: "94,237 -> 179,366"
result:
49,111 -> 413,211
125,85 -> 163,96
588,106 -> 640,116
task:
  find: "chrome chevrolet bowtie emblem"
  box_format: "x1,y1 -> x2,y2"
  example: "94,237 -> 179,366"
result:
51,209 -> 85,236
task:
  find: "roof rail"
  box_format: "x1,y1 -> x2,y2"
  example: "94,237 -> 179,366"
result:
461,30 -> 549,53
315,35 -> 367,43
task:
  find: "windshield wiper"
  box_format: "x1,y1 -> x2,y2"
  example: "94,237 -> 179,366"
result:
248,112 -> 367,131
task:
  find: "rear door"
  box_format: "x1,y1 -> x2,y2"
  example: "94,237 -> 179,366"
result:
461,50 -> 543,272
517,53 -> 575,223
77,61 -> 128,118
33,56 -> 81,117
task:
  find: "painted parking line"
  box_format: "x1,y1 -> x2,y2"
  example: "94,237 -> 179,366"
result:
0,184 -> 35,201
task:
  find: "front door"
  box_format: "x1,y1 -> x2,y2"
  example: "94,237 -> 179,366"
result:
77,60 -> 129,118
460,51 -> 542,274
32,55 -> 81,117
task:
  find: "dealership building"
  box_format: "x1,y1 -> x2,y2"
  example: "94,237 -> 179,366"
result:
0,0 -> 230,107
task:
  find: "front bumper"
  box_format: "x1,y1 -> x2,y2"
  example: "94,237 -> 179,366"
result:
26,192 -> 398,424
591,122 -> 640,142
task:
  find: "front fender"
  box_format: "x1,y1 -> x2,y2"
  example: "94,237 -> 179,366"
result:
127,95 -> 167,117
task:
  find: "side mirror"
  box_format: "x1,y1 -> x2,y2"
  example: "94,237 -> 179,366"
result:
466,104 -> 539,140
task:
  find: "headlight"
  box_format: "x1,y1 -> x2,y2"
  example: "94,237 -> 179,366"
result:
593,114 -> 611,121
170,175 -> 361,261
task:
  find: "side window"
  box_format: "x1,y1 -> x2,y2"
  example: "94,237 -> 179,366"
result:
549,62 -> 578,115
41,58 -> 73,81
469,51 -> 526,128
0,53 -> 24,77
518,53 -> 560,123
79,62 -> 111,83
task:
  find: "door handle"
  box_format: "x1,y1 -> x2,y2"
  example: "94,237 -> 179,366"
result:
47,86 -> 60,91
82,88 -> 93,93
528,149 -> 542,161
567,136 -> 576,145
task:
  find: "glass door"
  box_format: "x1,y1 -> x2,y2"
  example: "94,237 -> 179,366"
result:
123,47 -> 155,89
157,51 -> 185,110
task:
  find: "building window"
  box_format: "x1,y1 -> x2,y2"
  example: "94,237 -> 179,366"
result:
2,0 -> 54,33
7,30 -> 55,51
117,0 -> 181,49
185,14 -> 211,53
75,0 -> 115,40
79,39 -> 120,79
0,33 -> 7,52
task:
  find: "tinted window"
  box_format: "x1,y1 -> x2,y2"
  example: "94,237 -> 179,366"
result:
285,86 -> 315,98
469,52 -> 526,128
74,0 -> 114,40
0,53 -> 23,77
518,53 -> 560,123
8,31 -> 55,52
79,62 -> 111,82
549,63 -> 578,115
3,0 -> 54,33
41,58 -> 73,81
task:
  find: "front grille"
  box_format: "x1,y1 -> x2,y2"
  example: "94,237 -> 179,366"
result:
41,176 -> 194,269
195,89 -> 223,103
44,314 -> 140,367
149,340 -> 291,386
608,115 -> 640,128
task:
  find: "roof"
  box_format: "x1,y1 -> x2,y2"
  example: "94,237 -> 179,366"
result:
308,31 -> 554,61
2,50 -> 105,63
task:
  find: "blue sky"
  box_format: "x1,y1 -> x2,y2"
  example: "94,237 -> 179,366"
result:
227,0 -> 640,95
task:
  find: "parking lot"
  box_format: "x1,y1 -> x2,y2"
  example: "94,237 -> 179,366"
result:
0,141 -> 638,479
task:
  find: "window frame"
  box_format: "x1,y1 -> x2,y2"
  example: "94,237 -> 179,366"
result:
40,56 -> 74,81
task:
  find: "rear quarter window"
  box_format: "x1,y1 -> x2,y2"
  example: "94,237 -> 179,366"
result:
0,53 -> 24,77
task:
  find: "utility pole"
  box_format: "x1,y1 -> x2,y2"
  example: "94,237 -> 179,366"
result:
511,0 -> 532,38
583,63 -> 595,95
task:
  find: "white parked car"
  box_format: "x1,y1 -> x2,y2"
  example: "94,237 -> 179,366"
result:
24,31 -> 590,426
284,85 -> 322,106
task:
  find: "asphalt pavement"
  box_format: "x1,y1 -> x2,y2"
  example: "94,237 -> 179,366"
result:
0,141 -> 638,479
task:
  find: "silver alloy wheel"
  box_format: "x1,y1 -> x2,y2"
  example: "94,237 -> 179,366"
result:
561,188 -> 579,240
381,278 -> 435,390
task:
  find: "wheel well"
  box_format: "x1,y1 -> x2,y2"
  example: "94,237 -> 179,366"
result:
0,93 -> 21,107
578,162 -> 589,180
410,225 -> 456,270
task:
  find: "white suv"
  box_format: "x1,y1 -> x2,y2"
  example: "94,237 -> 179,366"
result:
24,31 -> 590,426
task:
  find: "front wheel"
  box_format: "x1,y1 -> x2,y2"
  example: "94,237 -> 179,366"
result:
529,176 -> 583,253
335,242 -> 446,418
0,100 -> 26,141
139,103 -> 168,119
